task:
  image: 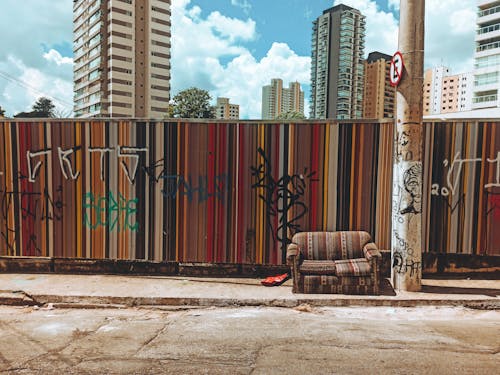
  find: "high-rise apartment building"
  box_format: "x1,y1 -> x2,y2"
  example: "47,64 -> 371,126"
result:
310,4 -> 365,119
73,0 -> 171,118
473,0 -> 500,110
261,78 -> 304,119
362,52 -> 395,119
215,97 -> 239,119
423,67 -> 473,115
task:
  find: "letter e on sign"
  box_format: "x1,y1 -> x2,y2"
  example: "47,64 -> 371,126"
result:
390,51 -> 404,87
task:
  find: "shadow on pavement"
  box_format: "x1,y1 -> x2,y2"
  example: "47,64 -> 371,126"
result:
421,285 -> 500,297
379,279 -> 397,296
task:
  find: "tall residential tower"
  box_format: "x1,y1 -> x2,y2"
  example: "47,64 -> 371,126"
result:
362,52 -> 395,119
473,0 -> 500,110
310,4 -> 365,119
73,0 -> 171,118
261,78 -> 304,119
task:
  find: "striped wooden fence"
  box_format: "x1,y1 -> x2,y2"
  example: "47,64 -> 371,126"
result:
0,119 -> 498,263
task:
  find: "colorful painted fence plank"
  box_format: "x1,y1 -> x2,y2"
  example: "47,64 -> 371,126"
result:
0,120 -> 498,263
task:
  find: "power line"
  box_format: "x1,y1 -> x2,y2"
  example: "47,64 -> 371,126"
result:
0,69 -> 73,110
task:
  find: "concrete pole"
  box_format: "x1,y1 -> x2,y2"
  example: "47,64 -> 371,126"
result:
391,0 -> 425,291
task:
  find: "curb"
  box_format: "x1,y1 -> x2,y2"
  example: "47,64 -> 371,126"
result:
1,293 -> 498,310
0,291 -> 36,306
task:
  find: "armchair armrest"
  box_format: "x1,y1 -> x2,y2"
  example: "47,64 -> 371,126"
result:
286,243 -> 300,265
363,242 -> 382,261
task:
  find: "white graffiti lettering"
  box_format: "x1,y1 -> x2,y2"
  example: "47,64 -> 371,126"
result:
57,147 -> 81,180
117,146 -> 148,184
88,147 -> 114,181
485,151 -> 500,189
26,149 -> 51,183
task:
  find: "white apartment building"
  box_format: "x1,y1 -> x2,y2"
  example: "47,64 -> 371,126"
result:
473,0 -> 500,110
423,67 -> 473,115
73,0 -> 171,118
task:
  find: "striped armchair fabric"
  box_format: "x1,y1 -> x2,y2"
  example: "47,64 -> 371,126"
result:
286,231 -> 381,295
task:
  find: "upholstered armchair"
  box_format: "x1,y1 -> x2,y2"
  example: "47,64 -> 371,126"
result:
286,231 -> 381,295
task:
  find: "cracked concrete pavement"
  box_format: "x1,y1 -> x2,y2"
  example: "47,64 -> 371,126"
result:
0,305 -> 498,374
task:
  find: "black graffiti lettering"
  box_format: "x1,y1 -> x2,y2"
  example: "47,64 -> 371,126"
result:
486,192 -> 500,220
251,147 -> 319,251
392,250 -> 421,277
0,229 -> 16,255
40,187 -> 64,221
142,158 -> 165,183
1,189 -> 64,222
160,174 -> 229,203
27,234 -> 42,256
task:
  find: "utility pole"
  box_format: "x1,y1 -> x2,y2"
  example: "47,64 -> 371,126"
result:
391,0 -> 425,291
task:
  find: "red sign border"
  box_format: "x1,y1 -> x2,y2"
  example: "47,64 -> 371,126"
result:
390,51 -> 404,87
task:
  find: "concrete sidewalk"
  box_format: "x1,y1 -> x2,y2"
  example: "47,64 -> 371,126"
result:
0,273 -> 499,309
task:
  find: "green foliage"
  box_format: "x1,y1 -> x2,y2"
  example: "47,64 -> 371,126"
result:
275,111 -> 306,120
32,97 -> 55,117
172,88 -> 215,119
0,106 -> 5,117
14,97 -> 55,118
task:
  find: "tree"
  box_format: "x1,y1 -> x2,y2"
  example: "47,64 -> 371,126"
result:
32,97 -> 56,117
14,97 -> 56,118
275,111 -> 306,120
172,88 -> 215,119
163,103 -> 176,119
0,106 -> 5,118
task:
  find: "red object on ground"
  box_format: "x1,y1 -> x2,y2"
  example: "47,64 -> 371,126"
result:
261,273 -> 289,287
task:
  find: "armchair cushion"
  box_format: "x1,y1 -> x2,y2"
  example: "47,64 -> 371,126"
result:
299,260 -> 336,275
334,259 -> 371,277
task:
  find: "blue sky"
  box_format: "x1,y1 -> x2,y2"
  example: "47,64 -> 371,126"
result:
0,0 -> 476,118
192,0 -> 397,59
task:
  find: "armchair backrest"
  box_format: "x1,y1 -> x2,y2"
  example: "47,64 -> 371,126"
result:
291,231 -> 372,260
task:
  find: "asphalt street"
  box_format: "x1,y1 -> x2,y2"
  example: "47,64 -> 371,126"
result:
0,305 -> 498,374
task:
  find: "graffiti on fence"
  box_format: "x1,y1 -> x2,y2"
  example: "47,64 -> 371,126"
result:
431,152 -> 500,197
83,191 -> 139,232
24,145 -> 149,184
1,186 -> 64,222
160,174 -> 229,203
251,147 -> 318,248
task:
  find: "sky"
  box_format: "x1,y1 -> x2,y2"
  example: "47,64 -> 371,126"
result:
0,0 -> 477,119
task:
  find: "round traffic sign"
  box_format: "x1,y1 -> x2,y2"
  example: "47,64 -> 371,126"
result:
390,51 -> 404,87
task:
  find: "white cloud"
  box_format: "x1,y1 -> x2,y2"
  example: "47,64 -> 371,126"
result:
337,0 -> 475,74
388,0 -> 399,11
334,0 -> 399,57
231,0 -> 251,14
0,0 -> 73,116
1,56 -> 73,116
425,0 -> 476,74
172,0 -> 310,119
207,11 -> 256,42
43,49 -> 73,66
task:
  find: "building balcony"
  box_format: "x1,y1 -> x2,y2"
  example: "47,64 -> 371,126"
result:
476,26 -> 500,42
478,0 -> 500,8
475,41 -> 500,57
472,92 -> 498,109
477,11 -> 500,25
